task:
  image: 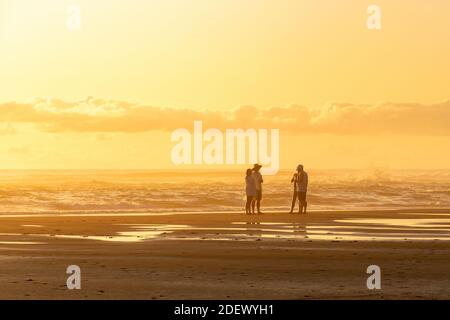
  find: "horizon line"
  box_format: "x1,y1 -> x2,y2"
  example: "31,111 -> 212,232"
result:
0,168 -> 450,172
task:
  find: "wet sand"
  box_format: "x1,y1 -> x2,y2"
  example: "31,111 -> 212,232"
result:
0,210 -> 449,299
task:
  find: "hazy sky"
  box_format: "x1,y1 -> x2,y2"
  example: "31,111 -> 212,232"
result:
0,0 -> 449,170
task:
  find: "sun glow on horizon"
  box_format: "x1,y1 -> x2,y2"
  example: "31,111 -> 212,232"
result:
1,0 -> 449,170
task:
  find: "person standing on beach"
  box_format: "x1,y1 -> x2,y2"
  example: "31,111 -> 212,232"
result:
296,164 -> 308,214
245,169 -> 256,215
289,172 -> 298,214
252,164 -> 263,214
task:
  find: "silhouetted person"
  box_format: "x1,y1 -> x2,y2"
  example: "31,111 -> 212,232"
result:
296,164 -> 308,214
252,164 -> 263,214
289,172 -> 298,214
245,168 -> 256,215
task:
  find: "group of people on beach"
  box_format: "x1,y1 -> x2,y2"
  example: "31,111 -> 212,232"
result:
245,164 -> 308,215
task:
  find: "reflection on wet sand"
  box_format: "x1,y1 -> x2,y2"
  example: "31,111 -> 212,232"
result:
313,218 -> 450,241
1,217 -> 449,243
30,224 -> 191,243
335,218 -> 450,228
0,241 -> 45,245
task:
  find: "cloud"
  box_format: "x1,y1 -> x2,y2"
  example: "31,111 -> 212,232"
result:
0,98 -> 449,135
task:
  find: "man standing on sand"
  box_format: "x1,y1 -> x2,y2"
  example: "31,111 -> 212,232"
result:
296,164 -> 308,214
252,164 -> 263,214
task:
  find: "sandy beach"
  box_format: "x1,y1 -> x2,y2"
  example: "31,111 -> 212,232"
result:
0,209 -> 448,300
2,0 -> 450,307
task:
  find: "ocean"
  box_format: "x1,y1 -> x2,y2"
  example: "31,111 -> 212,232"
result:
0,169 -> 449,214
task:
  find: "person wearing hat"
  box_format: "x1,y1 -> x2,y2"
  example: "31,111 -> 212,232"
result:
252,164 -> 264,214
296,164 -> 308,214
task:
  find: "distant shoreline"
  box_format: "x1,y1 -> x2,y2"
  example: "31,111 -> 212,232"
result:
0,207 -> 449,217
1,168 -> 450,172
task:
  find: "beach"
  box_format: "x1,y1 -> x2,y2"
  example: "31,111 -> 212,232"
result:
0,209 -> 449,300
2,0 -> 450,307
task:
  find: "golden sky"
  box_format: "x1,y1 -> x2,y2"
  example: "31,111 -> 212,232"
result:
0,0 -> 449,170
